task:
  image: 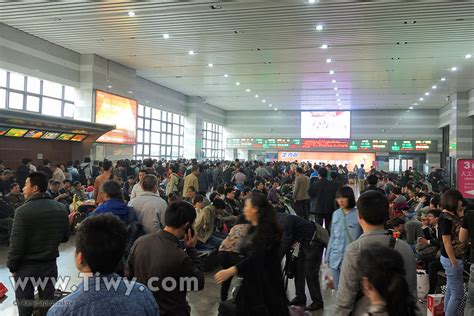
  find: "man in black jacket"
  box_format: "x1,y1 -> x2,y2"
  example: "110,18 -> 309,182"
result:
277,212 -> 324,311
309,168 -> 338,231
126,201 -> 204,316
16,158 -> 32,190
7,172 -> 69,316
360,175 -> 385,195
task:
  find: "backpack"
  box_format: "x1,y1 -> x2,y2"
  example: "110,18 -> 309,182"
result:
311,222 -> 329,246
0,197 -> 13,219
78,165 -> 88,185
176,175 -> 185,193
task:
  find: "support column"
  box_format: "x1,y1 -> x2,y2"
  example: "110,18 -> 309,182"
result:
184,97 -> 204,159
449,92 -> 474,158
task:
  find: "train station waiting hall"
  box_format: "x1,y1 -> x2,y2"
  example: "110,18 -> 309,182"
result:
0,1 -> 473,316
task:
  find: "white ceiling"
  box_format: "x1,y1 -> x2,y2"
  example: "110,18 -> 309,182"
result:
0,0 -> 473,111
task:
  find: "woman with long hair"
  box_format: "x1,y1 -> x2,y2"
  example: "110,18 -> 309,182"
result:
359,245 -> 418,316
439,189 -> 466,316
215,193 -> 289,315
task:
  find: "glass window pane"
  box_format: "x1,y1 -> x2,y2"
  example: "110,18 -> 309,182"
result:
173,135 -> 178,145
145,106 -> 151,117
8,92 -> 24,109
137,130 -> 143,142
151,132 -> 160,143
180,136 -> 184,146
41,97 -> 62,116
173,124 -> 179,135
151,144 -> 160,156
138,104 -> 145,116
161,134 -> 166,144
9,72 -> 25,90
43,80 -> 63,98
145,119 -> 151,130
144,131 -> 150,143
161,146 -> 166,156
167,124 -> 172,133
64,102 -> 74,117
152,108 -> 160,119
26,95 -> 40,112
26,77 -> 41,94
144,145 -> 150,156
161,122 -> 166,132
64,86 -> 76,101
137,144 -> 143,155
166,147 -> 171,156
180,126 -> 184,136
151,120 -> 160,132
138,118 -> 144,129
0,70 -> 6,87
173,114 -> 179,124
167,134 -> 172,144
0,88 -> 6,108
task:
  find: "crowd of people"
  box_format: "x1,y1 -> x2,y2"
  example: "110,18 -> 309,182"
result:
0,156 -> 472,316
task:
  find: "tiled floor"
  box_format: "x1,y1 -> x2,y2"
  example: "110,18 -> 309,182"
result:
0,238 -> 337,315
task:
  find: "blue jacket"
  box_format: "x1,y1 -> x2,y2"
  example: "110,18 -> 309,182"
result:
92,198 -> 133,223
327,207 -> 362,270
47,273 -> 159,316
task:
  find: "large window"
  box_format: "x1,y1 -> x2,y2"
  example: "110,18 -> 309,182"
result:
0,69 -> 76,118
202,121 -> 224,159
134,104 -> 184,160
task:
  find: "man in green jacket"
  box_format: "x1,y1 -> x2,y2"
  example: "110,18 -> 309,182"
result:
7,172 -> 69,316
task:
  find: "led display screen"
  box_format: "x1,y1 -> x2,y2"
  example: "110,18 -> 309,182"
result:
301,111 -> 351,139
5,128 -> 28,137
24,130 -> 45,139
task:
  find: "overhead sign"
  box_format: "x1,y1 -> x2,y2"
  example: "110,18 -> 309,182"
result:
457,159 -> 474,199
226,138 -> 437,152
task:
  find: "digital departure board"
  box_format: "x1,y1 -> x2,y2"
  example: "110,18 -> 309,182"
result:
227,138 -> 437,152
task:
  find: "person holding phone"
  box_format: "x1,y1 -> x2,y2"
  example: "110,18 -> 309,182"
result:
126,201 -> 205,316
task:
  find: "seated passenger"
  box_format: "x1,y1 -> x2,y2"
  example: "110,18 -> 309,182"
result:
267,180 -> 281,205
59,179 -> 74,205
71,181 -> 87,201
47,214 -> 159,316
47,180 -> 69,205
193,196 -> 225,250
6,183 -> 25,210
91,180 -> 135,224
128,174 -> 167,233
224,187 -> 242,216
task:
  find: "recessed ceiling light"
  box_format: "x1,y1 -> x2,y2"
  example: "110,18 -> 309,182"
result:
409,106 -> 413,110
440,77 -> 446,81
262,99 -> 266,103
128,91 -> 133,94
453,106 -> 457,109
307,0 -> 317,3
432,85 -> 437,89
128,11 -> 136,17
419,97 -> 424,101
246,89 -> 250,92
255,95 -> 259,98
316,24 -> 324,31
329,70 -> 335,75
326,58 -> 332,63
332,79 -> 337,83
235,82 -> 240,86
413,102 -> 419,105
337,98 -> 341,102
269,104 -> 272,107
321,44 -> 329,49
465,54 -> 472,59
274,108 -> 278,111
451,66 -> 457,72
425,92 -> 430,96
107,85 -> 112,89
188,50 -> 196,55
163,34 -> 170,39
335,93 -> 340,96
208,63 -> 213,67
338,103 -> 342,106
145,100 -> 149,103
224,74 -> 229,77
334,87 -> 338,90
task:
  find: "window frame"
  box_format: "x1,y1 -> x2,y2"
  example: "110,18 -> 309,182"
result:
202,121 -> 224,159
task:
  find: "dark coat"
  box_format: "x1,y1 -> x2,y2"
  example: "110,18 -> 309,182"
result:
126,230 -> 205,316
309,178 -> 338,214
7,193 -> 69,273
235,224 -> 289,316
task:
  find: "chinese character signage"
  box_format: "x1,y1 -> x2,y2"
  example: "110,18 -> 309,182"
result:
457,159 -> 474,199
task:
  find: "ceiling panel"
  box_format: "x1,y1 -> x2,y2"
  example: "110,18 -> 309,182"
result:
0,0 -> 473,111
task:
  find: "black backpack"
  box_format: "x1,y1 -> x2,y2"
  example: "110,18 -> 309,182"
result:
78,165 -> 88,185
0,196 -> 13,219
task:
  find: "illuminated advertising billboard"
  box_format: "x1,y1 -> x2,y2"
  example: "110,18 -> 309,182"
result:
95,90 -> 137,144
301,111 -> 351,139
